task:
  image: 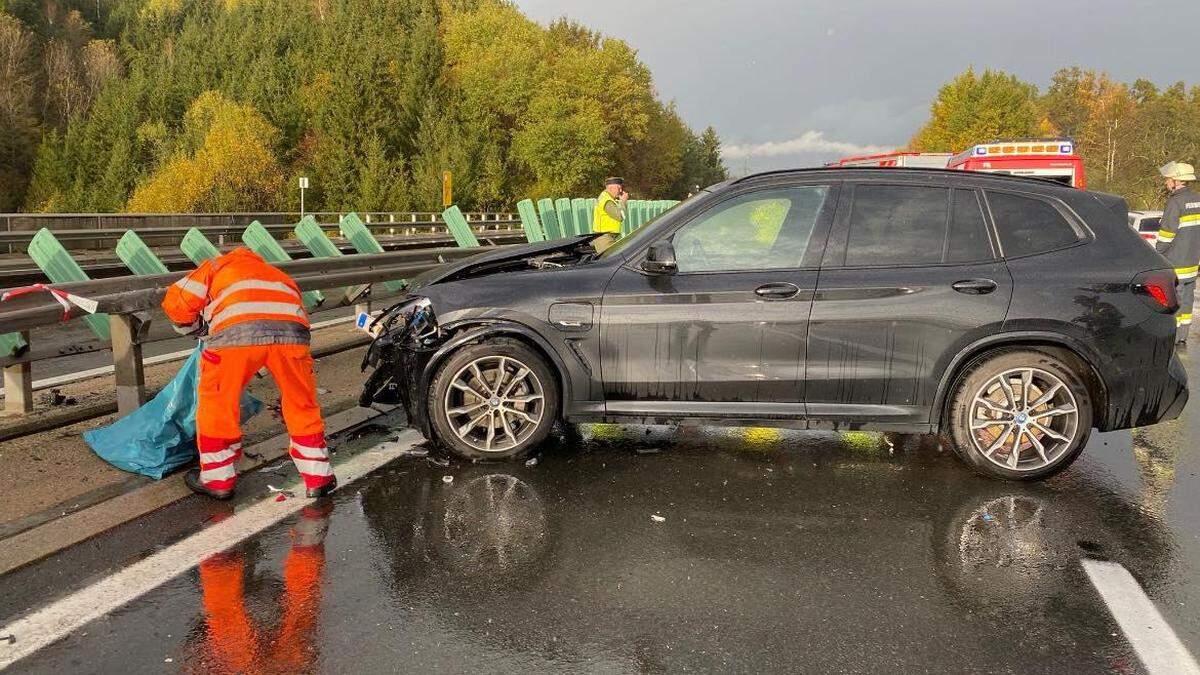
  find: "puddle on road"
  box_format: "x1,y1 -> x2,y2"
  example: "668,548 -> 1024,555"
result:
13,419 -> 1195,674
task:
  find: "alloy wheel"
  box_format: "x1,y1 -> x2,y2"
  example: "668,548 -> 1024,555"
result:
443,355 -> 546,453
969,367 -> 1080,472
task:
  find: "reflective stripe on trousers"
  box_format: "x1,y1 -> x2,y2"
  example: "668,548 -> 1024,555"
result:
1178,278 -> 1195,343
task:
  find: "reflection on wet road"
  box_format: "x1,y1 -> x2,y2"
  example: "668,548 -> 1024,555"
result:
9,352 -> 1200,673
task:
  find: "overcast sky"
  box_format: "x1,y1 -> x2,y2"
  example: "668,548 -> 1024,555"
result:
513,0 -> 1200,173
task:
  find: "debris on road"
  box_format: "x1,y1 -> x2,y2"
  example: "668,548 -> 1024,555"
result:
636,446 -> 662,455
267,485 -> 296,499
427,456 -> 451,467
41,389 -> 76,407
525,456 -> 539,467
0,634 -> 15,644
651,514 -> 666,523
442,475 -> 454,484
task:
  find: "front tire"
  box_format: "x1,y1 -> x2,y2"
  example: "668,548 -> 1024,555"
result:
947,349 -> 1093,480
428,339 -> 560,461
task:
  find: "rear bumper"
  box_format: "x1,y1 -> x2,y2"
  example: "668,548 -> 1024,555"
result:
1102,351 -> 1188,430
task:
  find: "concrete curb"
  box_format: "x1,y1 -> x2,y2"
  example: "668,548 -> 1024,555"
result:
0,403 -> 395,577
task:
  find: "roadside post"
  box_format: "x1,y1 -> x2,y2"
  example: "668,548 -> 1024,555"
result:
299,176 -> 310,217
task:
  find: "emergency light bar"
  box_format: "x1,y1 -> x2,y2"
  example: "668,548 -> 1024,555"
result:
972,141 -> 1074,157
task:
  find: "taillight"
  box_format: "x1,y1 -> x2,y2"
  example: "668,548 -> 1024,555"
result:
1132,270 -> 1179,313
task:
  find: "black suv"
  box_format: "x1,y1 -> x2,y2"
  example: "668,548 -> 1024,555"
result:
361,168 -> 1188,480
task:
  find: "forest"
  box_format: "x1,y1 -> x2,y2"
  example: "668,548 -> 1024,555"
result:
0,0 -> 727,213
910,67 -> 1200,208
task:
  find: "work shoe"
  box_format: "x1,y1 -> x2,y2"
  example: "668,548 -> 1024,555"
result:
306,476 -> 338,499
184,469 -> 234,501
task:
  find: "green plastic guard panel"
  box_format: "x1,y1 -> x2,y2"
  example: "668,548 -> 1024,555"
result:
515,199 -> 545,243
0,332 -> 28,357
241,221 -> 323,308
536,198 -> 562,239
181,228 -> 221,265
441,206 -> 481,248
339,213 -> 405,293
27,228 -> 109,340
555,198 -> 576,237
294,215 -> 367,302
115,231 -> 169,275
294,216 -> 343,258
572,197 -> 591,234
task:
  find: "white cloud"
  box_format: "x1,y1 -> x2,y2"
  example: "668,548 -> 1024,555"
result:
722,131 -> 893,160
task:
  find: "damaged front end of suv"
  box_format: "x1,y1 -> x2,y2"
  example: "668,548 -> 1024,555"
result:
358,235 -> 603,446
359,295 -> 441,433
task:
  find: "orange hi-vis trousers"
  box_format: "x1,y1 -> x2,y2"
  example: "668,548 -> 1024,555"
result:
197,344 -> 333,491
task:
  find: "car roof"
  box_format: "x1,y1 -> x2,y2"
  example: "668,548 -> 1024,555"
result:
730,166 -> 1081,193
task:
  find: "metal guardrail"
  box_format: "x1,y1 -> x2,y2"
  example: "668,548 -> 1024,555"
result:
0,212 -> 517,252
0,244 -> 508,417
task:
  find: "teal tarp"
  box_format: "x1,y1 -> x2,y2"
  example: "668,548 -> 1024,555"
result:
84,347 -> 262,479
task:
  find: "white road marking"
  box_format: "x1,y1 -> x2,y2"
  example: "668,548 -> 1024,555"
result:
0,428 -> 421,669
0,315 -> 355,398
1082,559 -> 1200,675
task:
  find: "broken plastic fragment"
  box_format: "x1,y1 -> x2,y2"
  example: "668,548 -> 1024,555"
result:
267,485 -> 296,498
525,456 -> 538,467
275,494 -> 287,502
651,514 -> 666,523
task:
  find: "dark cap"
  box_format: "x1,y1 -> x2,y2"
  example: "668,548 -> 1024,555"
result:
604,176 -> 625,186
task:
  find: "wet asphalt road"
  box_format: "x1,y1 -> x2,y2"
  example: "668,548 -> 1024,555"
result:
3,355 -> 1200,673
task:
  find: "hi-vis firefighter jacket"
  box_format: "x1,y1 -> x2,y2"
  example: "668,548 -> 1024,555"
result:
1156,187 -> 1200,281
162,247 -> 310,348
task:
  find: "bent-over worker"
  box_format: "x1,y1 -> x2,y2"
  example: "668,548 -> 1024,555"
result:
162,247 -> 337,500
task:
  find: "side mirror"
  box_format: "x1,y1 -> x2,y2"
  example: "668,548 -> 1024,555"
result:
642,241 -> 677,275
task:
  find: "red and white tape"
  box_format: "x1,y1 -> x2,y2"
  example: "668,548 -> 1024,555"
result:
0,283 -> 99,320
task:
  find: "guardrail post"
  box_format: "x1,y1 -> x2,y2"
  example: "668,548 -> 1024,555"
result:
110,314 -> 147,417
2,331 -> 33,415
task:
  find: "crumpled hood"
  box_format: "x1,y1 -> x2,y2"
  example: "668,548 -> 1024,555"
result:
407,235 -> 597,291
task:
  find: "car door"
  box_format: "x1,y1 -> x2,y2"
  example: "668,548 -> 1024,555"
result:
806,182 -> 1013,427
599,182 -> 838,418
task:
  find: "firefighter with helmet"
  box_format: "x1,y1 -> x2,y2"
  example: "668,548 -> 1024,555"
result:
1156,161 -> 1200,344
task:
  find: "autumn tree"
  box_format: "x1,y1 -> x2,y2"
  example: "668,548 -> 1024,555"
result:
909,68 -> 1041,153
125,91 -> 284,212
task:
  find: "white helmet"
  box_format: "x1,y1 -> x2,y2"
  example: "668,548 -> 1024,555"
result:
1159,161 -> 1196,181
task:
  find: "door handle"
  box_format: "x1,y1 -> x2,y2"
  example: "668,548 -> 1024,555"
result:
952,279 -> 998,295
754,282 -> 801,299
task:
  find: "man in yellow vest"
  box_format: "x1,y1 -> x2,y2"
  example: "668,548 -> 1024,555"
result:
592,176 -> 628,252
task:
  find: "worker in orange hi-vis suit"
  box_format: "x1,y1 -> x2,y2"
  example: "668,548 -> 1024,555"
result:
162,247 -> 336,500
192,503 -> 331,673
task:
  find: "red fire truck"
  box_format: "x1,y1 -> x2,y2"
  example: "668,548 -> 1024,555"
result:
828,152 -> 953,168
830,139 -> 1087,189
947,139 -> 1085,188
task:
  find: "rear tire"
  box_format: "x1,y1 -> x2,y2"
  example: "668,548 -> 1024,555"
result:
947,349 -> 1093,481
428,339 -> 560,461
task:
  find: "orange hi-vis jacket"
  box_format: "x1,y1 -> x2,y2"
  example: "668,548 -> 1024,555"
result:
162,247 -> 310,348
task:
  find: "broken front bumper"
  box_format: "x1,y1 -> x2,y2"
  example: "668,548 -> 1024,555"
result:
359,296 -> 440,434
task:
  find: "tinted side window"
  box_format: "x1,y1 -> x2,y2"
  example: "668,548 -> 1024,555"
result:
845,185 -> 948,266
986,191 -> 1080,257
671,186 -> 829,273
946,189 -> 992,263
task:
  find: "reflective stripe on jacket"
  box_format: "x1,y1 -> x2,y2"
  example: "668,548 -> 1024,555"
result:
162,247 -> 310,347
1156,187 -> 1200,279
593,191 -> 623,234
